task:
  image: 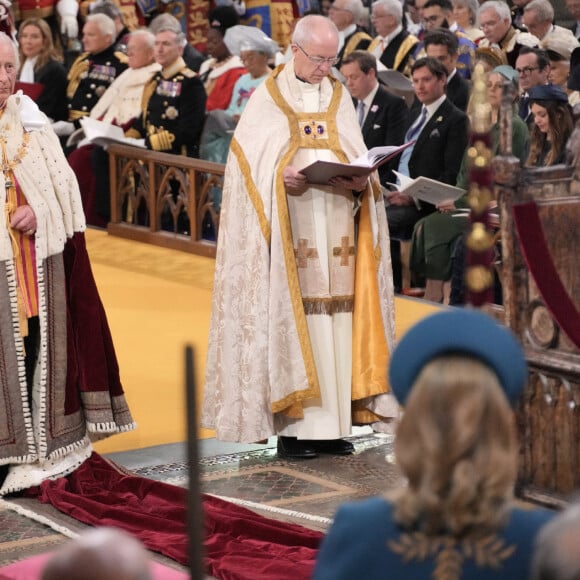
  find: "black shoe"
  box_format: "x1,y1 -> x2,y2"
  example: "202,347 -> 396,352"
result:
277,436 -> 318,459
306,439 -> 355,455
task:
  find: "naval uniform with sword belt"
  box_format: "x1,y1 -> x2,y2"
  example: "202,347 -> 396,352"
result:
126,56 -> 207,157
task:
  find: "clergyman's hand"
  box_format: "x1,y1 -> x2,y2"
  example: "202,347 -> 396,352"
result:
329,173 -> 368,192
283,165 -> 308,194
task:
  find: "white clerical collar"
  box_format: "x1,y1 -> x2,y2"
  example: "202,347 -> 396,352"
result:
447,68 -> 457,82
449,22 -> 458,33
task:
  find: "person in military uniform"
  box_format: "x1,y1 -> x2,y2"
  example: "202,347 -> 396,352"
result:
125,24 -> 206,157
52,13 -> 128,140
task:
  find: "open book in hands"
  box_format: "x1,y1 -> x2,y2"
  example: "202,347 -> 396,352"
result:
77,117 -> 146,149
299,142 -> 414,185
390,170 -> 466,206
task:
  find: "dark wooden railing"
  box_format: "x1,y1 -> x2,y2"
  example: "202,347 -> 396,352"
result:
107,144 -> 225,258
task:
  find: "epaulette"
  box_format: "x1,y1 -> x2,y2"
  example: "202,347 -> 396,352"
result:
67,52 -> 89,80
181,67 -> 196,78
114,51 -> 129,64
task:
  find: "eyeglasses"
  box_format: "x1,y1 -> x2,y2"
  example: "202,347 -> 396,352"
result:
423,14 -> 443,23
295,43 -> 339,67
515,66 -> 540,76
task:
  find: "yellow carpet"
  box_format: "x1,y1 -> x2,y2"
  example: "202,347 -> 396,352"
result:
86,229 -> 440,454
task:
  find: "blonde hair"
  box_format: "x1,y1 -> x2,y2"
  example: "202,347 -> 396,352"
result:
18,19 -> 60,71
393,355 -> 518,538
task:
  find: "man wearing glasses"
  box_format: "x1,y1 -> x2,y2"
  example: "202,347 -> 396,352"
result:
368,0 -> 419,75
202,15 -> 398,460
515,46 -> 551,124
418,0 -> 475,79
328,0 -> 372,67
478,0 -> 539,67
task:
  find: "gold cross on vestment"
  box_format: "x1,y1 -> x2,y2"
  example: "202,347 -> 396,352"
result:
295,238 -> 318,268
333,236 -> 355,266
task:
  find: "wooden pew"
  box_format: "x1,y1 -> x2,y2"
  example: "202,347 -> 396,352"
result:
495,123 -> 580,507
107,144 -> 225,258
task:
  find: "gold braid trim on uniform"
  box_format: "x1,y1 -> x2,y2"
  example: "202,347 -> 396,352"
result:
344,31 -> 372,59
114,52 -> 129,64
266,65 -> 346,417
393,35 -> 419,73
66,54 -> 90,100
230,137 -> 271,246
149,130 -> 175,151
139,75 -> 157,124
387,532 -> 516,580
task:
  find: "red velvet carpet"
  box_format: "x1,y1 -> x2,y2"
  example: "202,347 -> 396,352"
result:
25,453 -> 322,580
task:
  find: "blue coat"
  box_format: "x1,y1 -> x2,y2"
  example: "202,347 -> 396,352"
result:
314,497 -> 554,580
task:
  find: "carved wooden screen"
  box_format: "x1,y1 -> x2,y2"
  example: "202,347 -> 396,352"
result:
497,154 -> 580,506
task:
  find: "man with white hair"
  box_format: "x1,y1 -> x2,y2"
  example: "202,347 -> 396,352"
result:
0,32 -> 134,494
328,0 -> 372,67
478,0 -> 539,66
202,15 -> 398,459
368,0 -> 419,74
52,13 -> 128,139
125,25 -> 206,156
523,0 -> 579,47
68,28 -> 161,226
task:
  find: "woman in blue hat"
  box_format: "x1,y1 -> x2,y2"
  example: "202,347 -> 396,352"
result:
314,310 -> 554,580
527,84 -> 574,166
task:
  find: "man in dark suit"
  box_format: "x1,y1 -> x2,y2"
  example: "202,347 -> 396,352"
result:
386,56 -> 468,290
424,29 -> 469,111
341,50 -> 408,185
515,46 -> 550,126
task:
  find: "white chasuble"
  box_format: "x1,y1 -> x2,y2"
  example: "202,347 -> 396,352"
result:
202,61 -> 399,443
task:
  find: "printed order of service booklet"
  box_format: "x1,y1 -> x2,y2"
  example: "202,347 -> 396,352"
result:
299,142 -> 414,185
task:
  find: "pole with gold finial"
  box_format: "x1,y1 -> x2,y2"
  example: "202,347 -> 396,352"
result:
464,63 -> 496,306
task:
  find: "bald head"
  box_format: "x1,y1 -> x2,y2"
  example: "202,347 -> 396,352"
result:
531,505 -> 580,580
42,528 -> 152,580
291,15 -> 339,84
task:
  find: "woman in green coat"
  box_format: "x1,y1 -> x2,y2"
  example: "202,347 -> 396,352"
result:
410,65 -> 529,303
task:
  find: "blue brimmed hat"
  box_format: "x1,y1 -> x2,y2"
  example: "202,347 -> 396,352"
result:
528,84 -> 570,103
389,309 -> 527,406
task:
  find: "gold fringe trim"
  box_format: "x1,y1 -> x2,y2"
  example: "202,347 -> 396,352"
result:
303,296 -> 354,315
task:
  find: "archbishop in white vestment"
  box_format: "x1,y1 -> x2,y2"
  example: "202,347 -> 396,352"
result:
202,20 -> 398,445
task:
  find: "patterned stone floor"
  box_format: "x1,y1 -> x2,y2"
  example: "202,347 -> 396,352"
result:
134,432 -> 401,521
0,432 -> 401,566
